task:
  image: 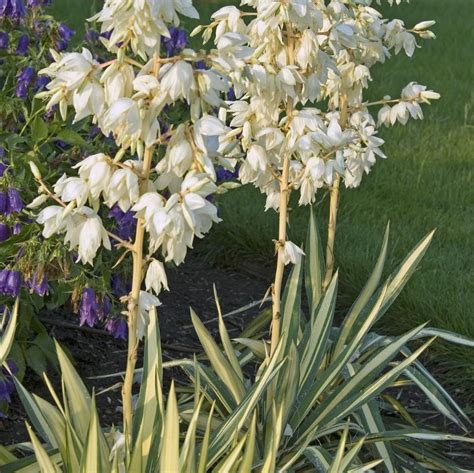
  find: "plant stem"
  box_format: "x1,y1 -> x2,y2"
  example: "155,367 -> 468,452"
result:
323,95 -> 348,290
270,157 -> 290,356
322,175 -> 340,290
270,21 -> 295,357
122,146 -> 154,442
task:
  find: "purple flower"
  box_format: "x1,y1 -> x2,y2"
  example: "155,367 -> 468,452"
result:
0,0 -> 26,19
26,272 -> 48,296
85,29 -> 99,43
162,27 -> 188,56
227,87 -> 236,101
0,270 -> 22,297
34,75 -> 49,92
0,191 -> 7,214
54,139 -> 69,150
27,0 -> 48,6
100,30 -> 112,41
43,106 -> 56,121
216,166 -> 238,183
79,288 -> 100,327
109,205 -> 136,241
58,23 -> 74,41
6,188 -> 24,214
0,360 -> 17,406
16,66 -> 35,99
110,273 -> 130,297
16,34 -> 29,55
12,223 -> 21,235
0,32 -> 9,49
101,296 -> 111,319
0,223 -> 10,242
105,318 -> 128,340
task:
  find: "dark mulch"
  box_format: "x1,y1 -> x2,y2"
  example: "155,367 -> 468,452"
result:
0,256 -> 472,467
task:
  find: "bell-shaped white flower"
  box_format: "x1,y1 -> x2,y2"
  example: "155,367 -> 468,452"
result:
53,174 -> 89,207
36,205 -> 70,238
282,241 -> 305,266
145,259 -> 169,295
106,163 -> 140,212
137,290 -> 162,339
63,207 -> 111,265
132,193 -> 171,251
74,153 -> 113,201
101,98 -> 142,150
101,62 -> 135,105
160,61 -> 196,104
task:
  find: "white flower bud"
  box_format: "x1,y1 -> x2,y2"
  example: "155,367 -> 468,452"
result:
29,162 -> 42,180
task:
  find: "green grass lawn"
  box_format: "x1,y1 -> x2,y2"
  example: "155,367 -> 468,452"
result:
52,1 -> 474,394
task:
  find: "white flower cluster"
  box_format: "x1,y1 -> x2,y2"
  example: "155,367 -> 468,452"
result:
198,0 -> 439,262
91,0 -> 199,60
32,0 -> 240,316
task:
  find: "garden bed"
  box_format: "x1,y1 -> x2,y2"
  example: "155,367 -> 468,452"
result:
0,256 -> 270,445
1,256 -> 472,467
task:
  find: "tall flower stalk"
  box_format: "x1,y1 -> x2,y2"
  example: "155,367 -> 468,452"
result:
200,0 -> 440,357
32,0 -> 244,438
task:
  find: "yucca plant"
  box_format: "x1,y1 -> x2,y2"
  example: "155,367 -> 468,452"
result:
179,214 -> 474,472
1,217 -> 473,472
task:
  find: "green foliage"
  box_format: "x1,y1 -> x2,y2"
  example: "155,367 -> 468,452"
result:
182,217 -> 473,471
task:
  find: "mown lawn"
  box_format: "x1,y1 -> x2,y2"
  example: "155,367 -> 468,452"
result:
52,0 -> 474,394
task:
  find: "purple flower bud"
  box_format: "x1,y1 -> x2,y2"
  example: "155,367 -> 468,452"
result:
6,188 -> 24,214
105,318 -> 127,340
0,32 -> 9,49
16,34 -> 29,56
43,106 -> 57,121
162,27 -> 188,57
79,288 -> 100,327
12,223 -> 22,235
0,223 -> 10,242
195,60 -> 207,70
227,87 -> 236,101
0,163 -> 6,177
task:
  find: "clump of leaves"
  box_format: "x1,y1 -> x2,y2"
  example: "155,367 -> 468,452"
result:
182,215 -> 474,471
